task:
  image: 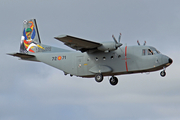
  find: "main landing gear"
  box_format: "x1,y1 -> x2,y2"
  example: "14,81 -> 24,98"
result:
109,76 -> 118,86
95,74 -> 118,86
95,73 -> 103,82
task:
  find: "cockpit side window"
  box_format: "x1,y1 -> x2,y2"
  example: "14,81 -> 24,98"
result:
142,49 -> 147,56
150,47 -> 160,54
142,49 -> 154,56
148,49 -> 153,55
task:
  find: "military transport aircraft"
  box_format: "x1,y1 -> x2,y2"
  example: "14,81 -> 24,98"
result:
8,19 -> 173,86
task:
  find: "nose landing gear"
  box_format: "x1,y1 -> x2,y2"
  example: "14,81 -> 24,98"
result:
160,67 -> 166,77
160,70 -> 166,77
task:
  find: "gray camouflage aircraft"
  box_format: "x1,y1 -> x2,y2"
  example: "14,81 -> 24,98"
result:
8,19 -> 173,86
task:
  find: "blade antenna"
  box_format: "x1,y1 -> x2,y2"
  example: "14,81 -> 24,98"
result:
144,41 -> 146,46
137,40 -> 140,45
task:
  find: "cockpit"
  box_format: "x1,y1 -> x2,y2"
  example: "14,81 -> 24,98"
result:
142,47 -> 160,56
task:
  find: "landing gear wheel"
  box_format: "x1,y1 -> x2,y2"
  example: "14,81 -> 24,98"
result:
160,71 -> 166,77
109,76 -> 118,86
95,73 -> 103,82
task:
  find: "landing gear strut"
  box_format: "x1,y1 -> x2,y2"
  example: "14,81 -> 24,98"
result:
95,73 -> 103,82
109,76 -> 118,86
160,67 -> 166,77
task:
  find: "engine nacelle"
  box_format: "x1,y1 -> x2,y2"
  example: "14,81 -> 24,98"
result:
97,42 -> 117,52
97,42 -> 122,52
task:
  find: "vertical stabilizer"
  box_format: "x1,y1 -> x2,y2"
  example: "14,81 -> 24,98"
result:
20,19 -> 44,53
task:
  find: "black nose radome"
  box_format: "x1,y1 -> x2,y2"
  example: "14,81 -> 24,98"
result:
169,58 -> 173,64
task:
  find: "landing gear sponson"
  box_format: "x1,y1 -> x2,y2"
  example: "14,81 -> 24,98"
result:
95,73 -> 118,86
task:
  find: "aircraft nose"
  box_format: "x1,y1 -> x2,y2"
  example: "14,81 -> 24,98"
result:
168,58 -> 173,64
162,55 -> 173,67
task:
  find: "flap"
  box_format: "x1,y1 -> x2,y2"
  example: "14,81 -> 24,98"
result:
54,35 -> 102,52
89,65 -> 113,73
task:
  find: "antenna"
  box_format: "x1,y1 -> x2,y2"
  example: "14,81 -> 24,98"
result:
143,41 -> 146,46
137,40 -> 140,45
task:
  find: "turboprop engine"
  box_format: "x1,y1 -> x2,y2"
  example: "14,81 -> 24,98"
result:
97,42 -> 122,52
97,33 -> 123,52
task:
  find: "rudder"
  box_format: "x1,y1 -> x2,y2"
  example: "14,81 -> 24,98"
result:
20,19 -> 44,53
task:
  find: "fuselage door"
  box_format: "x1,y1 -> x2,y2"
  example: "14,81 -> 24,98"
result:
76,56 -> 84,75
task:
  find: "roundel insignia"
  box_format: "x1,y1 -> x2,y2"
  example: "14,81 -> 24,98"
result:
58,56 -> 62,60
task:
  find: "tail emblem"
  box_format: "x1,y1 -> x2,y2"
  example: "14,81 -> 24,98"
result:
20,20 -> 44,53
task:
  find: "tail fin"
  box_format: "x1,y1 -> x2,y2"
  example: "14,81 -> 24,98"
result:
20,19 -> 44,53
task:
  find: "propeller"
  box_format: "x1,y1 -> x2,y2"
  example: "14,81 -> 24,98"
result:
112,33 -> 123,48
118,33 -> 121,43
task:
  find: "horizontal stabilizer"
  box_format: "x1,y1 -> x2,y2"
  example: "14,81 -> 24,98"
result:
7,53 -> 35,58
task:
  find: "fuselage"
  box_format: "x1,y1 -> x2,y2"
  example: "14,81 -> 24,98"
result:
33,45 -> 172,78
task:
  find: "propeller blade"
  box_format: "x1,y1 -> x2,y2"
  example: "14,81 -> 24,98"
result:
118,33 -> 121,43
112,35 -> 118,44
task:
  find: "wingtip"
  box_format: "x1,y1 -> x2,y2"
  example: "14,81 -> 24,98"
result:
55,34 -> 68,39
7,53 -> 16,56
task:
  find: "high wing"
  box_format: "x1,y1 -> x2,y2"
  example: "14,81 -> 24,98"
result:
54,35 -> 102,52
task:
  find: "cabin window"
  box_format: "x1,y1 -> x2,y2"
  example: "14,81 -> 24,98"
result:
118,55 -> 121,58
103,57 -> 106,60
95,57 -> 98,61
111,56 -> 114,59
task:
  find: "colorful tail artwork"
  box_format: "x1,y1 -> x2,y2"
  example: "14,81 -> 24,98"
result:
20,19 -> 44,53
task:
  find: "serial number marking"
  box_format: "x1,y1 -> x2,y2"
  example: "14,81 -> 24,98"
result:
52,56 -> 66,61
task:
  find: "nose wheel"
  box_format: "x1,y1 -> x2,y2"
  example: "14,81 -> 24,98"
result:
160,70 -> 166,77
109,76 -> 118,86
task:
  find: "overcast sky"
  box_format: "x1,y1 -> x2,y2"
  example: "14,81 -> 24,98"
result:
1,0 -> 180,120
